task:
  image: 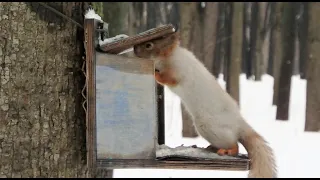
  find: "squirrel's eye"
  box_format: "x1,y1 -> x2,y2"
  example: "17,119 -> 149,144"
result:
145,42 -> 154,50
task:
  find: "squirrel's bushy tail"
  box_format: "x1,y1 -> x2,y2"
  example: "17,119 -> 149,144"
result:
239,125 -> 277,178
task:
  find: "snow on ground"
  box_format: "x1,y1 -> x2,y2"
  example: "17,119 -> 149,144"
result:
114,74 -> 320,178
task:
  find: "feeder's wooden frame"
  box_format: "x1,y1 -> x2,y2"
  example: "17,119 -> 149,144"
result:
84,19 -> 250,176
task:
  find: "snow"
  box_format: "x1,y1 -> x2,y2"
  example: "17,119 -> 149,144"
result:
99,34 -> 129,46
113,73 -> 320,178
84,8 -> 102,22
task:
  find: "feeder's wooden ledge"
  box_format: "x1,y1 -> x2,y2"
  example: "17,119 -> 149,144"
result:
97,145 -> 250,171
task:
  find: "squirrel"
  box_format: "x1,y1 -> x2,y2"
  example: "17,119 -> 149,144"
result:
133,31 -> 277,178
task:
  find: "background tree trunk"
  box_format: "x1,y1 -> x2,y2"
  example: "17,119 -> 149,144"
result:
305,2 -> 320,132
272,2 -> 284,106
276,2 -> 296,121
249,2 -> 263,81
267,2 -> 275,76
298,2 -> 308,80
242,3 -> 250,77
179,2 -> 198,138
201,2 -> 218,74
227,2 -> 243,104
213,2 -> 226,77
223,3 -> 232,82
0,2 -> 88,177
102,2 -> 130,37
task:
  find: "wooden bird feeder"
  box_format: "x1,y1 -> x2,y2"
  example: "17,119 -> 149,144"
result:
84,18 -> 249,177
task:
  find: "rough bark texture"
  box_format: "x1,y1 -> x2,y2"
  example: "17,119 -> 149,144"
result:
0,2 -> 87,177
179,2 -> 198,138
305,2 -> 320,132
272,2 -> 284,106
227,2 -> 243,104
276,3 -> 295,121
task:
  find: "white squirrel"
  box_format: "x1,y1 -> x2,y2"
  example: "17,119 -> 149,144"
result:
133,31 -> 277,178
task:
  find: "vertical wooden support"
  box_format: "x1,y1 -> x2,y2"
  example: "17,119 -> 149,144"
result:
84,19 -> 97,178
157,85 -> 165,145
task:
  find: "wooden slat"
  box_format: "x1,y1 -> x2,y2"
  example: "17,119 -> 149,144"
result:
96,158 -> 250,171
84,18 -> 97,178
99,24 -> 176,54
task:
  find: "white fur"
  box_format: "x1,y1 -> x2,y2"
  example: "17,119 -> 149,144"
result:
155,46 -> 277,178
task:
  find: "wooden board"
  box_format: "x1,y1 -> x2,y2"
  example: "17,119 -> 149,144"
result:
95,52 -> 157,160
96,158 -> 249,171
99,24 -> 176,54
84,19 -> 97,177
85,19 -> 250,172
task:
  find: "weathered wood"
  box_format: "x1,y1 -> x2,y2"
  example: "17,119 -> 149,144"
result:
84,19 -> 97,178
96,158 -> 249,171
99,24 -> 175,54
95,52 -> 157,160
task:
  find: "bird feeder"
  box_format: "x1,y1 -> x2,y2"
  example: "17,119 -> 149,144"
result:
83,19 -> 249,177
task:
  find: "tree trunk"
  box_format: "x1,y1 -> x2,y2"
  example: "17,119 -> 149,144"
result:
0,2 -> 88,177
272,2 -> 284,106
224,3 -> 232,82
179,2 -> 198,137
242,3 -> 250,76
102,2 -> 130,37
227,2 -> 243,104
146,2 -> 162,29
298,3 -> 308,79
259,2 -> 269,75
202,2 -> 218,74
249,2 -> 263,81
213,2 -> 225,77
276,3 -> 296,121
267,2 -> 275,76
305,2 -> 320,132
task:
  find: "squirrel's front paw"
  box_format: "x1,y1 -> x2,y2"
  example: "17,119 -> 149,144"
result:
154,71 -> 177,86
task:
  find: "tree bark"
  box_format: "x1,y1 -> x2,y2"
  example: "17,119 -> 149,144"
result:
276,3 -> 296,121
0,2 -> 87,177
305,2 -> 320,132
227,2 -> 243,104
179,2 -> 198,138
